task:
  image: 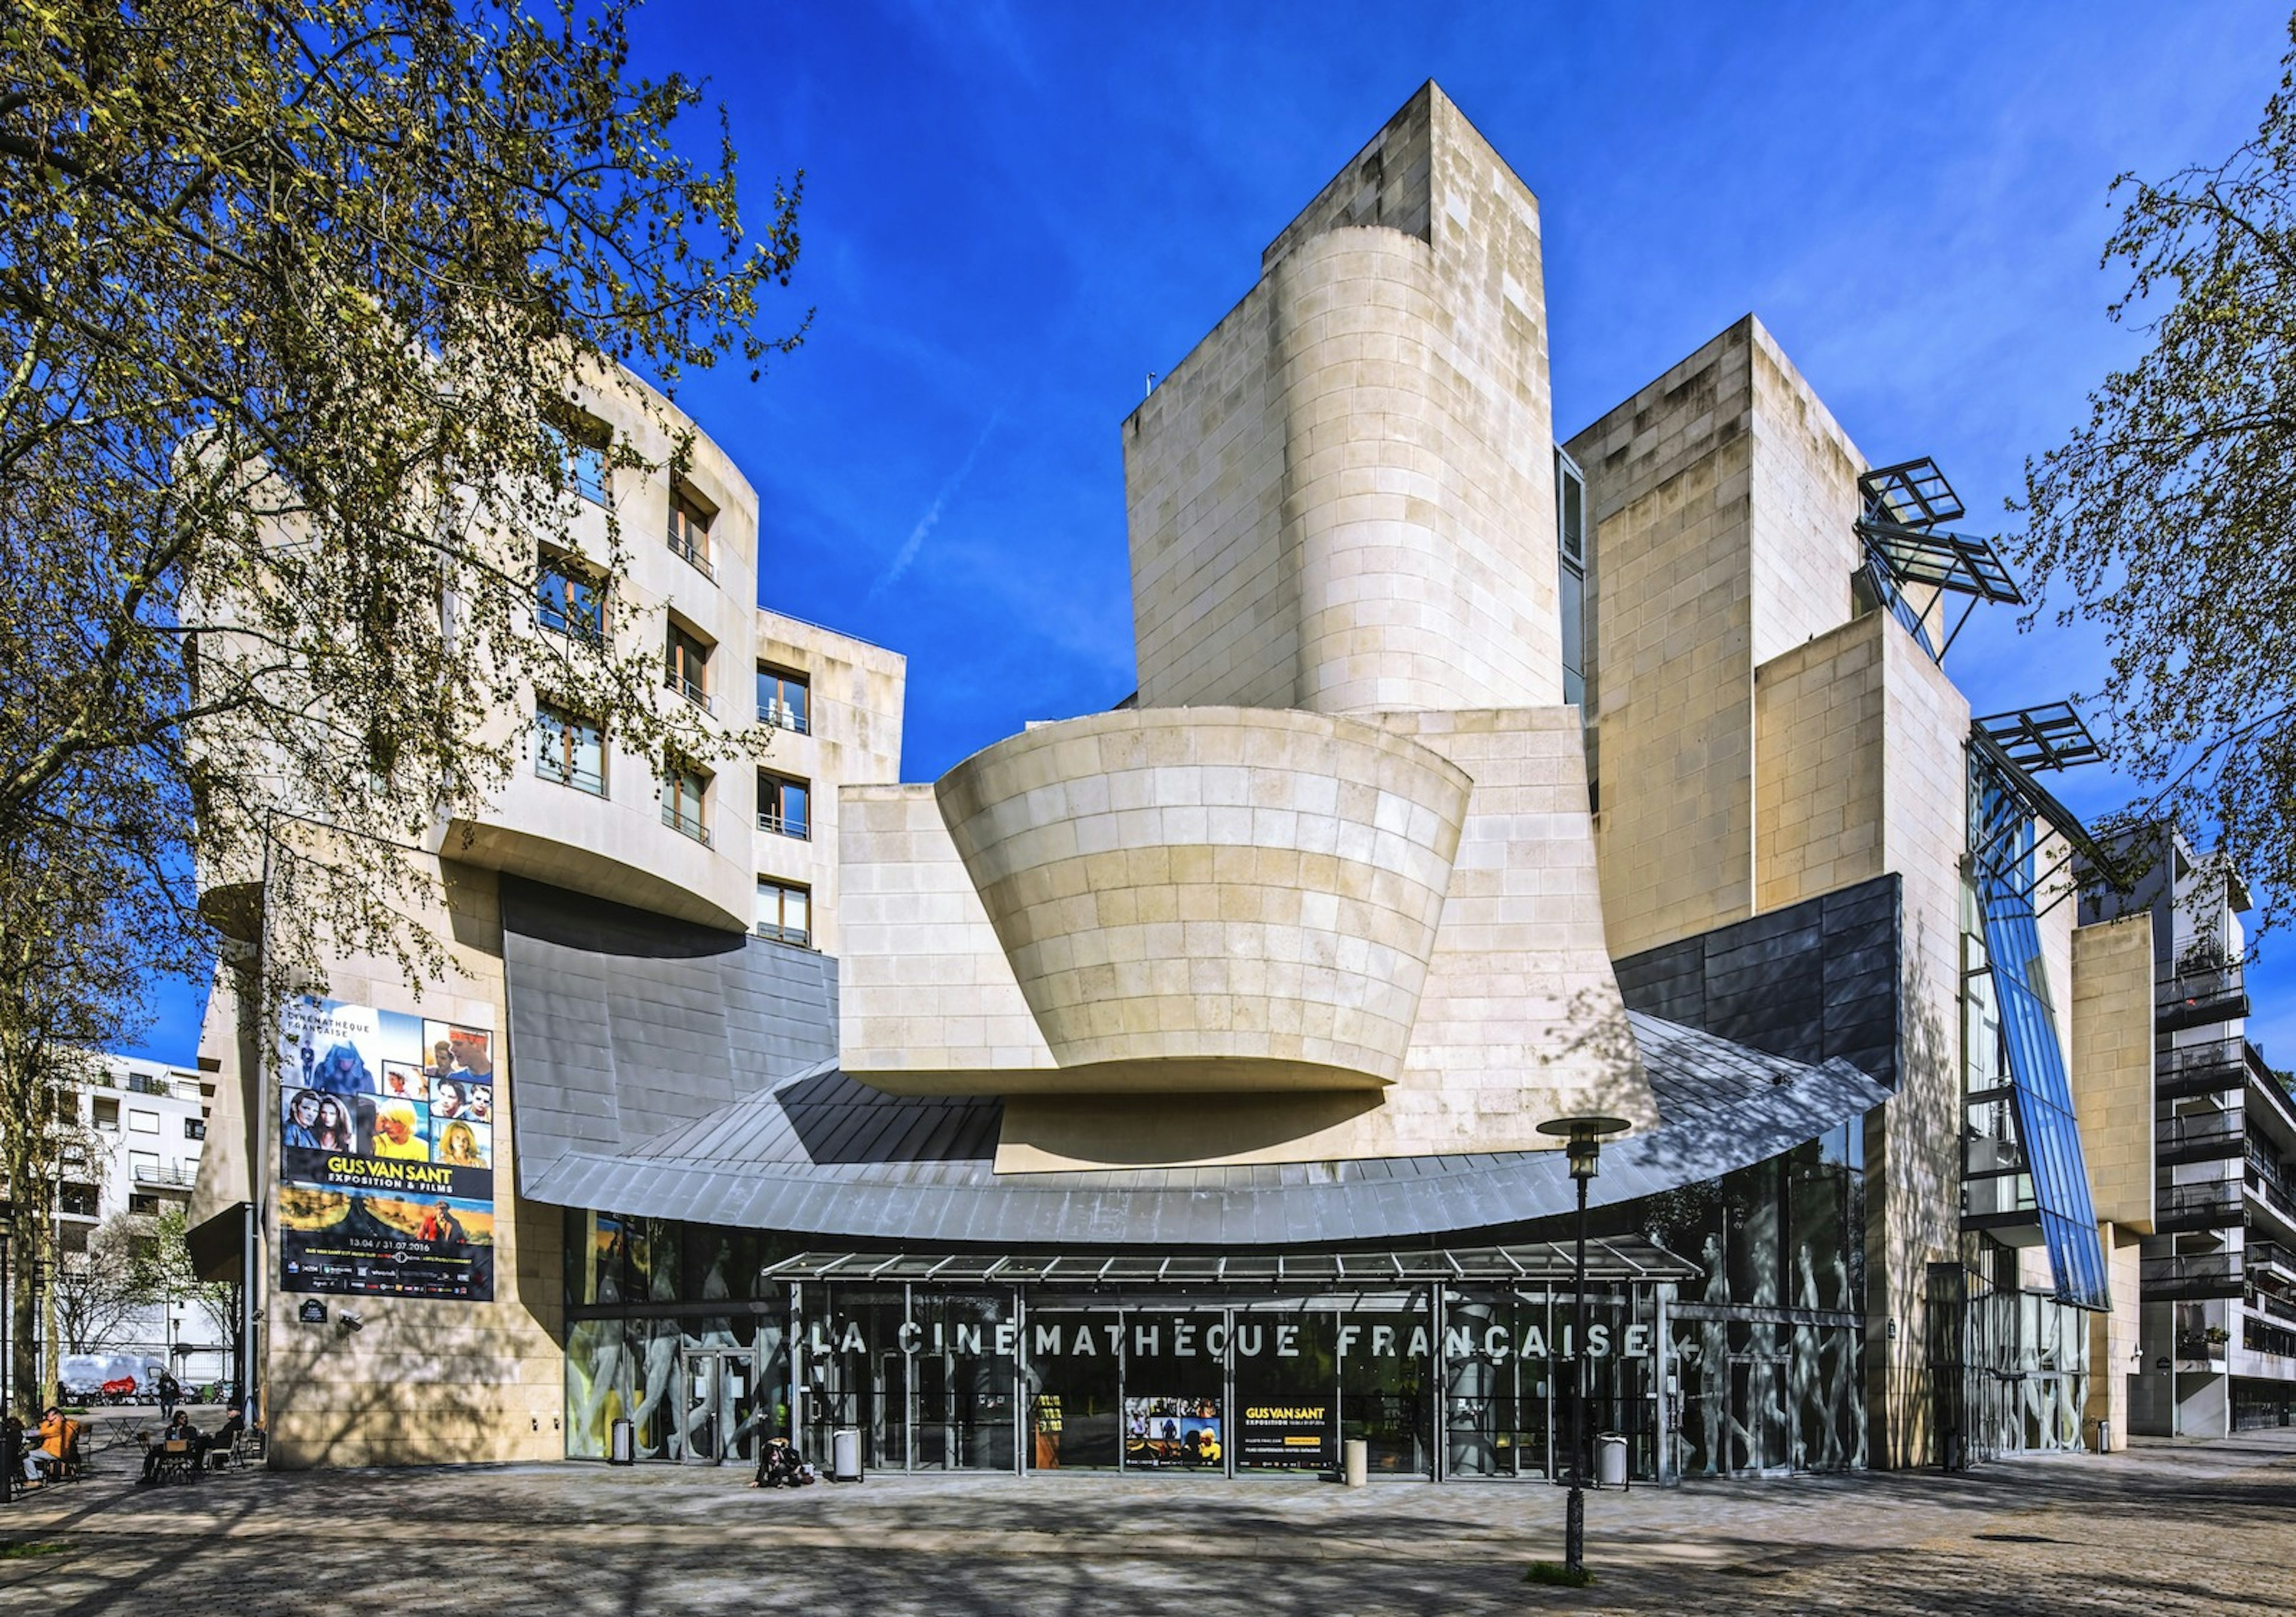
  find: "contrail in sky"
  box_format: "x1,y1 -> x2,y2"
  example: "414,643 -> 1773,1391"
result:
872,409 -> 1004,597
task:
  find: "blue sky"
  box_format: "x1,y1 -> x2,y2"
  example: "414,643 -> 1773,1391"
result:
135,1 -> 2292,1061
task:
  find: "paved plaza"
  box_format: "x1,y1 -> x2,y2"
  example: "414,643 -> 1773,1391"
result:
2,1422 -> 2291,1615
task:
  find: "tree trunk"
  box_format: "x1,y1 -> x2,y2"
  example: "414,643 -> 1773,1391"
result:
4,1135 -> 37,1421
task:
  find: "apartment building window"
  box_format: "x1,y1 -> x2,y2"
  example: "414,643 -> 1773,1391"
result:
537,554 -> 606,642
759,772 -> 811,839
93,1097 -> 118,1132
756,878 -> 811,946
1555,448 -> 1587,710
536,702 -> 607,794
665,623 -> 713,713
757,665 -> 810,733
662,759 -> 712,845
129,1150 -> 160,1181
668,487 -> 715,580
129,1108 -> 158,1134
548,411 -> 612,506
60,1184 -> 96,1218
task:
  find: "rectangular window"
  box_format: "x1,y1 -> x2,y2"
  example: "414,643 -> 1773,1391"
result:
128,1109 -> 159,1135
665,624 -> 713,713
546,413 -> 612,506
536,555 -> 606,642
756,665 -> 810,734
1555,448 -> 1588,711
668,488 -> 715,580
184,1118 -> 206,1141
93,1097 -> 118,1132
536,703 -> 606,795
756,878 -> 811,947
129,1193 -> 158,1216
129,1150 -> 160,1180
758,772 -> 811,839
661,759 -> 710,844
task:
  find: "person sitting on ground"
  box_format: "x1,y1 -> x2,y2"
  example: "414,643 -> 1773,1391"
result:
749,1435 -> 816,1488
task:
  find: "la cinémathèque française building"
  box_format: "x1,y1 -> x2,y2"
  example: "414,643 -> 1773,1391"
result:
187,83 -> 2167,1484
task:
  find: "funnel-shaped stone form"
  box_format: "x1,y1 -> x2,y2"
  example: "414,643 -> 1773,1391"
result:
932,708 -> 1471,1090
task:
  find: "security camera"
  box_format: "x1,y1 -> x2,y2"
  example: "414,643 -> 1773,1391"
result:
338,1310 -> 364,1332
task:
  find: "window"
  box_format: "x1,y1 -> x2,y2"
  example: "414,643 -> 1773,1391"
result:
757,665 -> 810,733
59,1184 -> 96,1219
1555,448 -> 1588,710
184,1118 -> 206,1141
129,1150 -> 160,1181
93,1097 -> 118,1132
128,1108 -> 159,1135
668,487 -> 715,580
536,702 -> 606,794
130,1193 -> 160,1216
758,772 -> 811,839
665,624 -> 713,713
548,411 -> 612,505
662,759 -> 710,844
537,555 -> 606,642
756,878 -> 811,946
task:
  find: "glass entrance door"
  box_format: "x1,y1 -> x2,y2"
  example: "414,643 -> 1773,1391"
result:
1727,1356 -> 1793,1474
679,1349 -> 760,1468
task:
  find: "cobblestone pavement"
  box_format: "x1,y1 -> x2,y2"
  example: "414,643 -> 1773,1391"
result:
4,1423 -> 2292,1615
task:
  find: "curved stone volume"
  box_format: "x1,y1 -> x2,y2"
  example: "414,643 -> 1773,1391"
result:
932,708 -> 1471,1090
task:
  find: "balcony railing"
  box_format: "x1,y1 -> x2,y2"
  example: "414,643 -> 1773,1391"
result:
2249,1166 -> 2296,1224
124,1073 -> 178,1098
2160,961 -> 2250,1031
758,699 -> 811,735
2160,1108 -> 2247,1163
754,921 -> 810,948
660,804 -> 712,846
668,531 -> 715,582
758,809 -> 810,840
2159,1179 -> 2246,1230
2161,1038 -> 2248,1100
2252,1289 -> 2296,1328
2249,1239 -> 2296,1278
667,674 -> 714,715
132,1161 -> 197,1189
2142,1249 -> 2242,1297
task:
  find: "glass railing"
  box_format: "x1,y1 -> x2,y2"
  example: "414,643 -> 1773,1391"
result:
757,699 -> 811,735
2161,1037 -> 2247,1098
2160,961 -> 2249,1026
2160,1179 -> 2245,1227
754,921 -> 810,947
667,674 -> 713,714
2159,1109 -> 2246,1157
2142,1250 -> 2240,1292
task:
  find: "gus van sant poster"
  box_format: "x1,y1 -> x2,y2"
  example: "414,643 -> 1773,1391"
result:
277,995 -> 496,1301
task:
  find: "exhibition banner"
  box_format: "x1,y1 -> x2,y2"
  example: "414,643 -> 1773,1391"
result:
277,995 -> 497,1301
1238,1404 -> 1334,1470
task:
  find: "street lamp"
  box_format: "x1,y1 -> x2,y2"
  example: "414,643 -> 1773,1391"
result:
1537,1114 -> 1631,1582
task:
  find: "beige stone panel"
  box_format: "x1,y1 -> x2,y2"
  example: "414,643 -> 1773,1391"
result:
754,608 -> 906,955
1753,614 -> 1888,911
933,708 -> 1469,1088
2086,1224 -> 2144,1449
1746,328 -> 1864,665
2072,913 -> 2158,1233
233,860 -> 566,1468
837,785 -> 1056,1081
1126,83 -> 1558,719
1864,622 -> 1973,1468
988,708 -> 1655,1167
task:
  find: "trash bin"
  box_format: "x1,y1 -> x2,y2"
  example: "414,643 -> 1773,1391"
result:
1342,1437 -> 1368,1488
2093,1419 -> 2111,1455
1595,1432 -> 1629,1488
608,1418 -> 635,1467
831,1426 -> 863,1482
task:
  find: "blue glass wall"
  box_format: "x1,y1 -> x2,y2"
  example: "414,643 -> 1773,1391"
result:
1967,759 -> 2111,1309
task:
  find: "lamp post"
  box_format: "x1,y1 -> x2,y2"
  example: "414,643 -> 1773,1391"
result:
1537,1114 -> 1631,1581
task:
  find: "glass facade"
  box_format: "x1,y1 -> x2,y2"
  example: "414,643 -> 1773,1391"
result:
1928,1260 -> 2092,1463
1965,753 -> 2111,1308
561,1129 -> 1873,1483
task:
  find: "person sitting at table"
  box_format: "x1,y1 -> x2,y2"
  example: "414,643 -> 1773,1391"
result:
137,1411 -> 206,1485
206,1408 -> 246,1468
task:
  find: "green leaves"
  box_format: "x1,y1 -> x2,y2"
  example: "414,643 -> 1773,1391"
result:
2010,15 -> 2296,924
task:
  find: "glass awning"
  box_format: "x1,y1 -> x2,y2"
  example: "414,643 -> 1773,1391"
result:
758,1236 -> 1700,1288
